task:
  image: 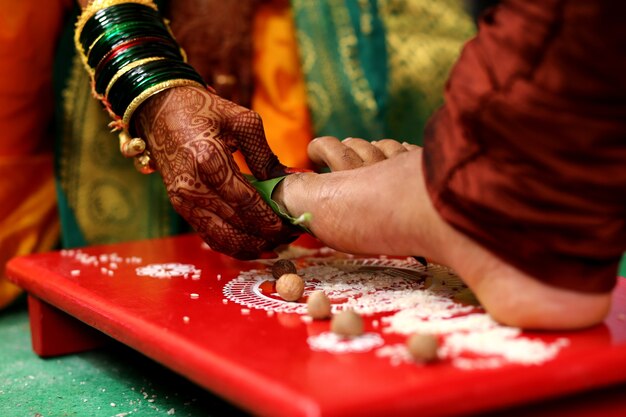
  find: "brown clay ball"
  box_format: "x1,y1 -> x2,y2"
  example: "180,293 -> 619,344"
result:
406,333 -> 439,362
275,273 -> 305,302
307,290 -> 332,320
271,259 -> 297,280
331,309 -> 364,338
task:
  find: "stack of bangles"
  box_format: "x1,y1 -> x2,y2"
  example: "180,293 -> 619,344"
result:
74,0 -> 208,173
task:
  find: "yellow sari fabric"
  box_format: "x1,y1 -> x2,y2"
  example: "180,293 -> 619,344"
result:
233,0 -> 314,173
0,0 -> 70,308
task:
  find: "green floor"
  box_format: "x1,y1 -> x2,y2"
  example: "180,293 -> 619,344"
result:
0,297 -> 250,417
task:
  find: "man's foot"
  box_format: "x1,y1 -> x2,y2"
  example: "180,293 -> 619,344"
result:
428,205 -> 612,330
275,148 -> 612,330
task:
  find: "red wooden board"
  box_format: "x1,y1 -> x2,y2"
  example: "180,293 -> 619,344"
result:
6,234 -> 626,417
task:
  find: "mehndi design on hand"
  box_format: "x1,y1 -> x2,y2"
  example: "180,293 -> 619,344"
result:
134,86 -> 298,259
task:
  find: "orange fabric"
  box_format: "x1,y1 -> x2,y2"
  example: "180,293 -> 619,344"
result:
0,156 -> 59,308
234,0 -> 313,173
0,0 -> 71,156
0,0 -> 69,307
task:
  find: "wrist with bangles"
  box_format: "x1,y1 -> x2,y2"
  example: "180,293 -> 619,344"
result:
74,0 -> 208,173
74,0 -> 310,230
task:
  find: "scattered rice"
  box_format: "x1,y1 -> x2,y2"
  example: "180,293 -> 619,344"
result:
226,257 -> 570,369
308,332 -> 384,353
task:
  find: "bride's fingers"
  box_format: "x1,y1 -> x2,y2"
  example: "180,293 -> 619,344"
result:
308,136 -> 364,171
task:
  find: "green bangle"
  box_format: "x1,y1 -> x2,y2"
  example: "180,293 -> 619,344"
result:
74,0 -> 160,72
87,22 -> 173,68
80,4 -> 161,48
95,40 -> 182,95
108,61 -> 204,116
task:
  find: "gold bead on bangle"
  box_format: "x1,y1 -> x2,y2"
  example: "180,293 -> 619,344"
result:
134,151 -> 156,174
119,131 -> 146,157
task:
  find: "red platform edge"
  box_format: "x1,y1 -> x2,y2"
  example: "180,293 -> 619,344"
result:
28,295 -> 107,357
5,235 -> 626,417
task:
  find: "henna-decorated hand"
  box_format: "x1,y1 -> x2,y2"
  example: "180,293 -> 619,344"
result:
134,86 -> 298,259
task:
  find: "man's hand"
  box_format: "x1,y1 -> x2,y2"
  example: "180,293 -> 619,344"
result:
134,86 -> 297,259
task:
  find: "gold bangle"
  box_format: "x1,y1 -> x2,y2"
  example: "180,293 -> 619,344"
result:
83,31 -> 106,71
74,0 -> 159,71
122,79 -> 206,129
105,56 -> 166,98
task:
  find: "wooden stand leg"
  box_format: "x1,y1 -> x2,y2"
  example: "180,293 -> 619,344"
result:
28,295 -> 107,357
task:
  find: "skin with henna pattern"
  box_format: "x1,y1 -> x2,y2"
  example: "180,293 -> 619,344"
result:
134,86 -> 298,259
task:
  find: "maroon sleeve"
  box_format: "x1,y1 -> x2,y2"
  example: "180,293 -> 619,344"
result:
423,0 -> 626,292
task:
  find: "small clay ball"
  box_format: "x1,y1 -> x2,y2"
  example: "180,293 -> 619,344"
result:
307,290 -> 331,319
406,333 -> 439,362
331,309 -> 364,338
271,259 -> 297,280
275,273 -> 305,302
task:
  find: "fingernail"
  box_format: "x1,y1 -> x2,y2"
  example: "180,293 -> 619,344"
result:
371,141 -> 377,144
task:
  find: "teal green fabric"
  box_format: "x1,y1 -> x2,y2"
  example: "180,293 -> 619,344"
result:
52,3 -> 84,249
291,0 -> 391,141
291,0 -> 476,145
